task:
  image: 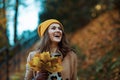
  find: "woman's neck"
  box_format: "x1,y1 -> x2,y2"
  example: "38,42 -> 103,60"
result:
50,43 -> 58,53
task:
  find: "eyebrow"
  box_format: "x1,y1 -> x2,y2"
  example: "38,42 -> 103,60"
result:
51,25 -> 61,28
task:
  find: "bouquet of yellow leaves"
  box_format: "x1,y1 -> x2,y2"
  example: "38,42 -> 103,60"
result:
28,52 -> 63,73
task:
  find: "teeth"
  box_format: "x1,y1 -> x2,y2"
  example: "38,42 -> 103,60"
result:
55,35 -> 60,36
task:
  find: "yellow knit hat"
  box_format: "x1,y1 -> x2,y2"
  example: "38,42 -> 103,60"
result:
38,19 -> 63,37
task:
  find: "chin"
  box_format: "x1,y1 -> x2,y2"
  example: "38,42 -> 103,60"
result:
54,40 -> 61,43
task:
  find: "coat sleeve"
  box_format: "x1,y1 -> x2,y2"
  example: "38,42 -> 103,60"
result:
71,52 -> 78,80
24,52 -> 35,80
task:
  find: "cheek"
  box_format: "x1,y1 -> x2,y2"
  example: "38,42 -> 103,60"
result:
48,29 -> 54,34
48,30 -> 54,39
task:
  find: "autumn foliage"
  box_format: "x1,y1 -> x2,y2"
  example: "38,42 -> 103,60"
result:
28,52 -> 63,73
71,10 -> 120,80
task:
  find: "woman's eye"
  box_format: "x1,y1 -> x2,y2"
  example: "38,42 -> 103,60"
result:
51,27 -> 56,30
51,26 -> 62,31
58,27 -> 62,30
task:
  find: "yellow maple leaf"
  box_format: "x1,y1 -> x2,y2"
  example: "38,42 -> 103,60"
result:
39,52 -> 51,63
28,52 -> 63,73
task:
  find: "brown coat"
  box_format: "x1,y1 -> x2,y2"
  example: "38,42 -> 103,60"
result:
24,51 -> 77,80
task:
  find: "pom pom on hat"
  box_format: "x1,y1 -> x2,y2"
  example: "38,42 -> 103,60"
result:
38,19 -> 63,37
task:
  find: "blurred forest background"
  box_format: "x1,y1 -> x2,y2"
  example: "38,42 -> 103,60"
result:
0,0 -> 120,80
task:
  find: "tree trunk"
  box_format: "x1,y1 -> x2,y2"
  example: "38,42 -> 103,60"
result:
14,0 -> 19,44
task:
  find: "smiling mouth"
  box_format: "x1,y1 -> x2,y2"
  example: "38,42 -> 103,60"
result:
54,35 -> 60,38
54,33 -> 62,38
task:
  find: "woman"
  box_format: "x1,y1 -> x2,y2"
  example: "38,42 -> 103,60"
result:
25,19 -> 77,80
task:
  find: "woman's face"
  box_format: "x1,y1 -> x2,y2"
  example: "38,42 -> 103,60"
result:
48,23 -> 63,43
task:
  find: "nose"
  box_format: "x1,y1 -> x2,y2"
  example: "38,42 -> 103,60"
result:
56,28 -> 61,32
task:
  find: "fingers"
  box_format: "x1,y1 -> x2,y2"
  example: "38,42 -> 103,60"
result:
35,72 -> 48,80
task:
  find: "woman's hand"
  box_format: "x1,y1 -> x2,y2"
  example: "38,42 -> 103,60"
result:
35,71 -> 48,80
